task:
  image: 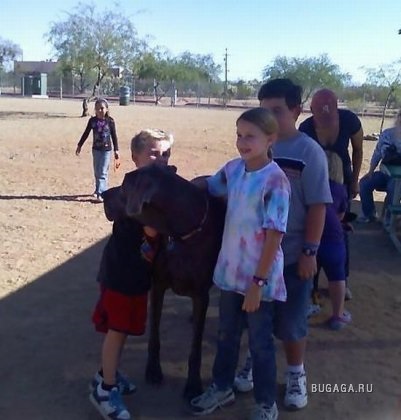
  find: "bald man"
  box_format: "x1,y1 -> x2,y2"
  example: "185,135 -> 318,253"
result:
299,89 -> 363,300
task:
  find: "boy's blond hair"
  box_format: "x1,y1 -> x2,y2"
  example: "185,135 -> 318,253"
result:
325,151 -> 343,184
130,129 -> 174,154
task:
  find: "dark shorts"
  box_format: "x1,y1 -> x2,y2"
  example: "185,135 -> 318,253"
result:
92,286 -> 148,336
273,263 -> 313,341
317,241 -> 346,281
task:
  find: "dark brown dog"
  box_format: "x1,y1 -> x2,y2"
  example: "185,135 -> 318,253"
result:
121,164 -> 226,400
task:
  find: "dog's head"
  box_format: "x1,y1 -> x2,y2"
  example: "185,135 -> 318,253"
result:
121,164 -> 178,233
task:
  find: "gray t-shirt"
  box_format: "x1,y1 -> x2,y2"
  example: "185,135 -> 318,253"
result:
273,131 -> 332,265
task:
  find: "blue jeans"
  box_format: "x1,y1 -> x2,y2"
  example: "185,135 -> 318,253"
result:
359,171 -> 394,218
212,290 -> 276,406
273,263 -> 313,341
92,149 -> 112,195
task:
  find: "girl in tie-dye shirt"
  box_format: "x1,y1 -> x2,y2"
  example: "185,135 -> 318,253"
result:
208,112 -> 290,304
190,108 -> 290,418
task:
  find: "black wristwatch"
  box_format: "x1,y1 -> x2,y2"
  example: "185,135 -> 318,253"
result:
302,247 -> 317,257
252,275 -> 267,287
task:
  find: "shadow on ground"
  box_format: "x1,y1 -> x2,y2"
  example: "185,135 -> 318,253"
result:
1,201 -> 401,419
0,111 -> 71,119
0,238 -> 226,419
0,194 -> 101,204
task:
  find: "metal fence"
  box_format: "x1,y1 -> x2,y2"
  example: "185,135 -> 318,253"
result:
0,70 -> 261,107
1,71 -> 399,117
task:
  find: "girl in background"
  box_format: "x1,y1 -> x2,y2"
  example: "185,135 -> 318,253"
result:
75,98 -> 120,202
316,151 -> 351,330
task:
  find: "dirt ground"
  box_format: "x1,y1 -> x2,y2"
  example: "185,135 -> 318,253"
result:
0,97 -> 400,420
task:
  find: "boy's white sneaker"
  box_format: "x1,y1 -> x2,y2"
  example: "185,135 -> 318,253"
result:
284,371 -> 308,410
233,353 -> 254,392
90,371 -> 137,395
190,383 -> 235,416
250,402 -> 278,420
89,383 -> 131,420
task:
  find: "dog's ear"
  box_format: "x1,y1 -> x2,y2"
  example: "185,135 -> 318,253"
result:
167,165 -> 177,174
102,187 -> 126,221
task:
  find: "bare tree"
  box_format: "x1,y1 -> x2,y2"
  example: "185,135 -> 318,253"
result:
364,60 -> 401,133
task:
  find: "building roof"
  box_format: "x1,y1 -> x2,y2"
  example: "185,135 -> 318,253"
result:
14,61 -> 59,74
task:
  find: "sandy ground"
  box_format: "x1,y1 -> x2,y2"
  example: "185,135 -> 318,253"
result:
0,97 -> 400,420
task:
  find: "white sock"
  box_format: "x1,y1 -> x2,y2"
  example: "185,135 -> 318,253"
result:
287,364 -> 304,374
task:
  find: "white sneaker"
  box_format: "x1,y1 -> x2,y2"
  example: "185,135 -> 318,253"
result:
90,371 -> 137,395
250,402 -> 278,420
356,214 -> 378,223
233,353 -> 253,392
284,371 -> 308,410
89,383 -> 131,420
190,383 -> 235,416
307,303 -> 321,318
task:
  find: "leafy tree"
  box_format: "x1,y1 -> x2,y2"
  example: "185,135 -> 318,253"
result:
133,48 -> 221,104
133,48 -> 172,81
232,80 -> 254,99
0,38 -> 22,93
364,60 -> 401,132
0,37 -> 22,71
46,2 -> 144,97
175,51 -> 221,82
262,54 -> 351,103
133,49 -> 221,82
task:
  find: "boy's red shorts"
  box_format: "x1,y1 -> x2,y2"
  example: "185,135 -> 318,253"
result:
92,286 -> 148,336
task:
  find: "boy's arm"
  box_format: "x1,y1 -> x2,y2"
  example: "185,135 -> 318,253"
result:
141,226 -> 160,263
299,142 -> 331,279
191,176 -> 209,190
102,186 -> 126,221
298,204 -> 326,280
242,229 -> 283,312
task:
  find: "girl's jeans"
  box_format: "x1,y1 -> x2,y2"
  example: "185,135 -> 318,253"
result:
212,290 -> 276,406
359,171 -> 395,217
92,149 -> 112,195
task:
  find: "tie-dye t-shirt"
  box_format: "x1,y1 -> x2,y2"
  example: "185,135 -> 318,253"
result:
207,158 -> 290,302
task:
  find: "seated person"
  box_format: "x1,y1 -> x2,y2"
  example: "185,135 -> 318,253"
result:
358,110 -> 401,223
